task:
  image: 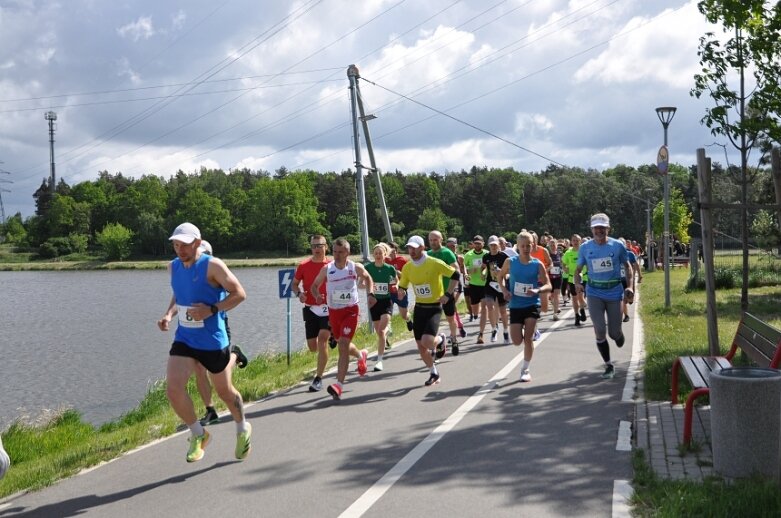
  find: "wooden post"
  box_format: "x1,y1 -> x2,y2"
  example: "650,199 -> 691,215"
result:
772,147 -> 781,237
697,148 -> 719,356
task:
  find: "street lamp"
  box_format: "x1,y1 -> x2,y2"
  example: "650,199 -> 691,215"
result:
645,188 -> 654,273
656,106 -> 677,308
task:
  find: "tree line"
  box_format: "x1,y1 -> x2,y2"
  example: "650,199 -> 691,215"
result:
0,161 -> 777,260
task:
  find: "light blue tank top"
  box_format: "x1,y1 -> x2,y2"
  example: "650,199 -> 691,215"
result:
508,256 -> 541,309
172,254 -> 228,351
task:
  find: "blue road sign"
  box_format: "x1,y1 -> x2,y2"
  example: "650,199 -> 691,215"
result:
278,268 -> 296,299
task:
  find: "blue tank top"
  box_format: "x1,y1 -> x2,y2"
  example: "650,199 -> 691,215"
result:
172,254 -> 228,351
508,256 -> 541,309
577,237 -> 627,300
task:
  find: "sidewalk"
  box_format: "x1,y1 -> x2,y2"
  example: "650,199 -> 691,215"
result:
635,400 -> 716,480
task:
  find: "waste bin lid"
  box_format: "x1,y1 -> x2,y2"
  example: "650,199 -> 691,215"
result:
718,367 -> 781,379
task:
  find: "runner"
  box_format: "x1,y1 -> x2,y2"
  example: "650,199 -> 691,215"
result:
462,240 -> 474,319
310,238 -> 373,400
157,222 -> 251,462
529,232 -> 553,316
463,236 -> 489,343
499,236 -> 518,258
499,231 -> 552,382
397,235 -> 460,386
428,230 -> 461,355
292,234 -> 333,393
546,237 -> 563,321
574,214 -> 634,380
385,241 -> 412,332
365,243 -> 397,371
482,235 -> 510,344
445,237 -> 469,344
562,234 -> 588,326
618,238 -> 639,322
559,240 -> 570,307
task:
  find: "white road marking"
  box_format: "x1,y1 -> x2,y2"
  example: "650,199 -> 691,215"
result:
339,315 -> 569,518
616,420 -> 632,451
612,479 -> 633,518
622,289 -> 644,402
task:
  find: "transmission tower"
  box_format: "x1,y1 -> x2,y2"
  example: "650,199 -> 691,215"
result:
45,111 -> 57,193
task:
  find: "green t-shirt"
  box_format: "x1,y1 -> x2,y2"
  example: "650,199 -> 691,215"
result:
364,261 -> 397,299
463,249 -> 488,287
427,247 -> 458,289
562,248 -> 587,281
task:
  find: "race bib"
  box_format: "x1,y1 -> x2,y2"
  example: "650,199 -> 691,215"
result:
309,304 -> 329,317
331,289 -> 353,305
620,266 -> 626,277
414,284 -> 432,297
489,281 -> 501,291
177,304 -> 204,328
471,258 -> 483,270
375,283 -> 389,295
513,282 -> 534,297
550,266 -> 561,275
590,257 -> 614,274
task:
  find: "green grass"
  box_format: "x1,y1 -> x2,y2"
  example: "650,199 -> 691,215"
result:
634,270 -> 781,516
0,314 -> 414,498
639,268 -> 781,402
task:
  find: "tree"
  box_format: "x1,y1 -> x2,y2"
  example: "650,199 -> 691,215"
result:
751,210 -> 779,251
652,187 -> 694,245
96,223 -> 134,261
691,0 -> 781,308
2,213 -> 27,245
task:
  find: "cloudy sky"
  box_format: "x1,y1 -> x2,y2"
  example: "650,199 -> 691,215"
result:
0,0 -> 733,217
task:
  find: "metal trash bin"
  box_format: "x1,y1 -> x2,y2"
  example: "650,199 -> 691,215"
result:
710,367 -> 781,480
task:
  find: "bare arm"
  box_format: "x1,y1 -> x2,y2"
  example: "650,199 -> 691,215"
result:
188,257 -> 247,321
310,265 -> 329,304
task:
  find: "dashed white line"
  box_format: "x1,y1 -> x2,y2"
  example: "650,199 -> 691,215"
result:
612,479 -> 633,518
616,420 -> 632,451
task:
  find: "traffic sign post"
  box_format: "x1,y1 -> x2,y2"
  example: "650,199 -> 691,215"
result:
278,268 -> 296,365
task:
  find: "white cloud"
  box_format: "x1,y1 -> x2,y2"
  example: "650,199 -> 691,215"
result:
171,10 -> 186,31
117,16 -> 155,42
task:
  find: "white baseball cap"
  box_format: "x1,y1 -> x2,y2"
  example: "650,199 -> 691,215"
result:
590,213 -> 610,227
405,235 -> 425,249
199,239 -> 213,254
487,235 -> 500,245
169,222 -> 201,244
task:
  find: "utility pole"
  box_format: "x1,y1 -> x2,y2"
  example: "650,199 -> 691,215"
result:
347,66 -> 370,261
45,111 -> 57,193
0,165 -> 10,224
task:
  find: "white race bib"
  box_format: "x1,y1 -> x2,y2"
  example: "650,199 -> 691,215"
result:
489,281 -> 501,291
590,257 -> 613,274
309,304 -> 329,317
471,258 -> 483,270
513,282 -> 534,297
177,304 -> 204,328
375,283 -> 389,295
550,266 -> 561,275
331,289 -> 354,305
414,284 -> 432,298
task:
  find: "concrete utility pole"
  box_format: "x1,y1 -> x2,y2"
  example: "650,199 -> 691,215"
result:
45,111 -> 57,193
347,66 -> 371,261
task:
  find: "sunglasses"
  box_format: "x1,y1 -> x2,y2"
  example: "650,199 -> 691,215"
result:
311,243 -> 327,248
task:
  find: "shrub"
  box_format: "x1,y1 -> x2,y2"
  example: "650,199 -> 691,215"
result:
96,223 -> 134,261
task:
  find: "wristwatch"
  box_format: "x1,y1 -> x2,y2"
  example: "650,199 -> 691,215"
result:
210,304 -> 219,315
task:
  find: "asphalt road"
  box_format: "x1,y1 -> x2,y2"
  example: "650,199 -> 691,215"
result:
0,303 -> 638,518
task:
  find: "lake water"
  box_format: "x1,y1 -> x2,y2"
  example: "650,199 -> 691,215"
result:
0,267 -> 358,429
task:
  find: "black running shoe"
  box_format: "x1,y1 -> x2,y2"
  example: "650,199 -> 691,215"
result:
452,343 -> 460,356
232,344 -> 248,369
199,407 -> 219,426
580,309 -> 587,321
616,334 -> 626,348
574,314 -> 581,327
424,372 -> 440,386
623,314 -> 630,323
406,319 -> 414,331
328,335 -> 338,349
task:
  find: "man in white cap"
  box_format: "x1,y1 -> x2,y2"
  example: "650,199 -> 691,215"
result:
573,213 -> 633,380
397,235 -> 460,386
157,222 -> 252,462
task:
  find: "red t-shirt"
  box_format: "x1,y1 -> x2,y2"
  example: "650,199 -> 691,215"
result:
294,257 -> 329,306
385,255 -> 408,293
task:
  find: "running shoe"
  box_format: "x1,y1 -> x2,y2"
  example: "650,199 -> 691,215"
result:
186,430 -> 211,463
580,309 -> 587,321
374,360 -> 384,372
357,349 -> 368,376
553,314 -> 560,322
459,326 -> 467,338
386,338 -> 392,351
309,376 -> 323,392
616,334 -> 626,348
424,372 -> 441,386
623,314 -> 630,323
199,407 -> 219,426
601,364 -> 615,379
533,329 -> 541,341
476,334 -> 485,345
490,328 -> 498,343
232,344 -> 249,369
503,331 -> 509,345
329,335 -> 338,349
327,383 -> 342,400
574,314 -> 582,327
235,423 -> 252,460
406,319 -> 414,331
435,333 -> 448,359
452,343 -> 460,356
469,314 -> 474,322
520,370 -> 532,382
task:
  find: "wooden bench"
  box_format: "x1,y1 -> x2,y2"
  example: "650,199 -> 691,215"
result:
671,312 -> 781,445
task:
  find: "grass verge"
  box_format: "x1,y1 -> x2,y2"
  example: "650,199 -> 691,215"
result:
0,314 -> 414,499
635,269 -> 781,516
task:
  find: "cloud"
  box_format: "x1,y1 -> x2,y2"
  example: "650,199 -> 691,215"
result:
117,16 -> 155,42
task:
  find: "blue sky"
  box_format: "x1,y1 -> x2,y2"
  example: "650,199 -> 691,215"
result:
0,0 -> 733,217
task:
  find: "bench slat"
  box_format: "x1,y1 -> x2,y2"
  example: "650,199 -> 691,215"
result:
733,332 -> 775,366
743,312 -> 781,344
679,356 -> 732,390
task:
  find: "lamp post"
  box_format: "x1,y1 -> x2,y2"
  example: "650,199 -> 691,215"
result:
656,106 -> 676,308
645,188 -> 654,273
